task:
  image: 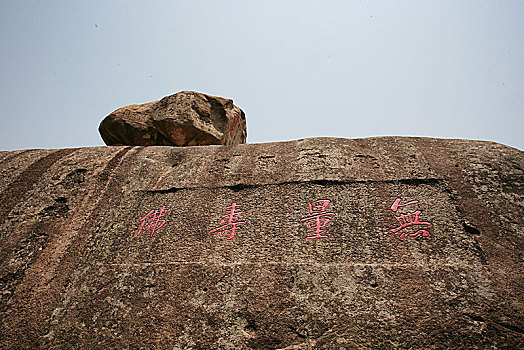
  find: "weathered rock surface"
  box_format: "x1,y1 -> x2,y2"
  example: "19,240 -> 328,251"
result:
0,137 -> 522,349
99,91 -> 247,147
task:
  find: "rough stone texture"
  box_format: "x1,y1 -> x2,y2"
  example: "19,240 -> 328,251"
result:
0,137 -> 522,349
99,91 -> 247,147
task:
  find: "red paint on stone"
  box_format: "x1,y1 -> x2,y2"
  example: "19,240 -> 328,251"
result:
137,206 -> 167,237
228,114 -> 240,135
210,202 -> 245,240
389,198 -> 432,239
300,199 -> 336,239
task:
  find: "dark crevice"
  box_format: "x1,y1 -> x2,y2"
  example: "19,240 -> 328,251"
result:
38,202 -> 70,217
143,187 -> 183,194
229,183 -> 247,192
245,319 -> 258,331
133,177 -> 445,193
286,325 -> 307,339
465,314 -> 485,322
472,240 -> 488,265
67,168 -> 87,175
54,197 -> 67,204
463,220 -> 481,235
396,178 -> 442,185
309,178 -> 442,187
492,320 -> 524,335
310,179 -> 344,186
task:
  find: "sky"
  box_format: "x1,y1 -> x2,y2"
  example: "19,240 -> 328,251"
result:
1,0 -> 523,151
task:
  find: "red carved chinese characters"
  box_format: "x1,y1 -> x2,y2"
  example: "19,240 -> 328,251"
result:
300,199 -> 336,239
137,206 -> 167,237
389,198 -> 432,239
228,114 -> 240,135
210,202 -> 245,240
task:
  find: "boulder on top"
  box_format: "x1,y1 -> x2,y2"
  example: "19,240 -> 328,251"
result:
98,91 -> 247,147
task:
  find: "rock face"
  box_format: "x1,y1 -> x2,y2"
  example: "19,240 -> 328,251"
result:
0,137 -> 522,349
99,91 -> 247,147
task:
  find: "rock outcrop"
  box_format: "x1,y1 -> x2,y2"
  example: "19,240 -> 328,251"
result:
0,137 -> 522,349
99,91 -> 247,147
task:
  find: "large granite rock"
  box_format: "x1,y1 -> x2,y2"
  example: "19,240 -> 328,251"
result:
99,91 -> 247,147
0,137 -> 522,349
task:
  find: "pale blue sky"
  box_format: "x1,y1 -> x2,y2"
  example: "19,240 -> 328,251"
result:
1,0 -> 523,151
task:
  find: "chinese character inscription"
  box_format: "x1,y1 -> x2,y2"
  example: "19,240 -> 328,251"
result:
137,206 -> 167,237
210,202 -> 245,240
389,198 -> 432,239
300,199 -> 336,239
